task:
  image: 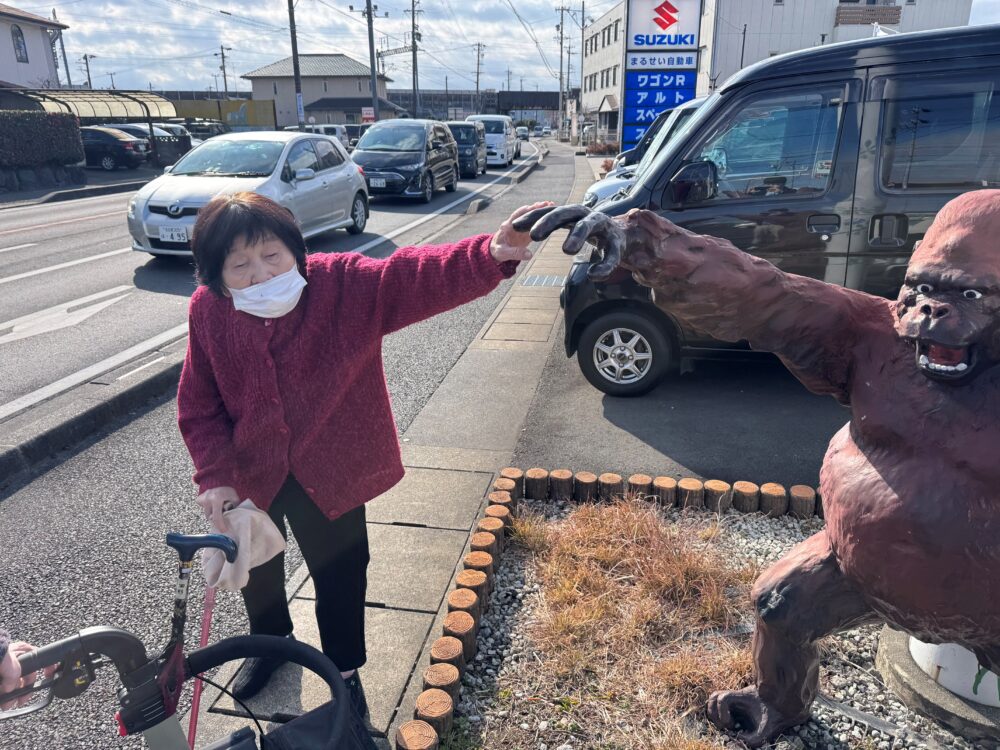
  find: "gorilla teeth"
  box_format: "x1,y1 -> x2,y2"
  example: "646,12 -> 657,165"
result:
919,354 -> 929,366
925,362 -> 968,373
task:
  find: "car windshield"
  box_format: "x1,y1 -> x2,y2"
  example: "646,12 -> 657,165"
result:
356,125 -> 425,151
478,120 -> 505,134
450,127 -> 477,144
170,139 -> 285,176
632,102 -> 703,182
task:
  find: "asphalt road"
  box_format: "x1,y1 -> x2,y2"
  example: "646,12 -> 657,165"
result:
513,330 -> 851,489
0,143 -> 541,415
0,139 -> 575,750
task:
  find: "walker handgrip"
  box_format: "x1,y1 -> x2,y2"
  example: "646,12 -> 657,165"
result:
165,533 -> 238,563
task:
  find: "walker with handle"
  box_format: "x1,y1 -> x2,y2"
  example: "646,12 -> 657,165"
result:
0,532 -> 373,749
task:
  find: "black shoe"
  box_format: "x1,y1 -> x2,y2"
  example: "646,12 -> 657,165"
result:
343,671 -> 370,722
232,635 -> 295,701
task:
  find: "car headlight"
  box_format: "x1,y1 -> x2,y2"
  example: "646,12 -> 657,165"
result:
127,198 -> 137,219
583,191 -> 596,207
463,148 -> 473,156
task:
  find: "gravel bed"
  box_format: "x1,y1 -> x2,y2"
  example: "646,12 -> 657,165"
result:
450,500 -> 992,750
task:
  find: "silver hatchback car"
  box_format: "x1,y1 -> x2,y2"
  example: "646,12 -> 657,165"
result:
127,131 -> 369,256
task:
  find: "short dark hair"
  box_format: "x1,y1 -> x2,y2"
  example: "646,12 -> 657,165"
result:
191,192 -> 307,296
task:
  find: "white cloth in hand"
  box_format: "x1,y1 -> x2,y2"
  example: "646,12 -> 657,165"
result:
203,499 -> 285,591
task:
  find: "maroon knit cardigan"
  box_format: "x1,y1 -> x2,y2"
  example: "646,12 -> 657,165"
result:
178,234 -> 516,519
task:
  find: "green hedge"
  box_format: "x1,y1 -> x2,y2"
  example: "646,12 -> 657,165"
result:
0,111 -> 84,169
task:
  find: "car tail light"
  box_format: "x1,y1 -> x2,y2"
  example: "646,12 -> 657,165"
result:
123,142 -> 134,151
356,165 -> 364,176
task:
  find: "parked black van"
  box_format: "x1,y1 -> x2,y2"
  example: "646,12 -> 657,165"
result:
563,25 -> 1000,396
352,119 -> 460,203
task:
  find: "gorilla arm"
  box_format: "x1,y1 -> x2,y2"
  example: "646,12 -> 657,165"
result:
621,210 -> 886,403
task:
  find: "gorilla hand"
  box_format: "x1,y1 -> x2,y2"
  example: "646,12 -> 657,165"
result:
510,204 -> 625,281
511,205 -> 703,288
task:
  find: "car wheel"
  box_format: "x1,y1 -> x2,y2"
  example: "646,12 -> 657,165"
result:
577,311 -> 672,397
347,193 -> 367,234
420,173 -> 434,204
445,165 -> 459,192
101,155 -> 117,171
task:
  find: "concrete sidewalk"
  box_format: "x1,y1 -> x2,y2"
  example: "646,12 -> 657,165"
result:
186,150 -> 591,745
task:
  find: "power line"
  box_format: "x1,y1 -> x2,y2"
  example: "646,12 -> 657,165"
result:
502,0 -> 559,79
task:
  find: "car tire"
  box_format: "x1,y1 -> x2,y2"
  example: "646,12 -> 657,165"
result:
577,311 -> 673,397
420,173 -> 434,204
445,165 -> 459,192
347,193 -> 367,234
101,155 -> 117,171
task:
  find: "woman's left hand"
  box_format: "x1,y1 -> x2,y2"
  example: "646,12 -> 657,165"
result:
490,201 -> 556,264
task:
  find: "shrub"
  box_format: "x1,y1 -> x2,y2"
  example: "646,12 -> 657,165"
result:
585,140 -> 621,156
601,158 -> 614,173
0,111 -> 84,169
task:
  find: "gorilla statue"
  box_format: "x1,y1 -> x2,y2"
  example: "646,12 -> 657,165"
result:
515,190 -> 1000,747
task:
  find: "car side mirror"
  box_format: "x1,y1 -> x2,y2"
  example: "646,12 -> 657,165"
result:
668,160 -> 718,205
294,168 -> 316,182
163,165 -> 173,174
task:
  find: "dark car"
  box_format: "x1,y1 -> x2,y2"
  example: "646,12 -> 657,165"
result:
103,123 -> 192,167
446,120 -> 487,179
351,119 -> 460,203
344,123 -> 372,150
80,126 -> 148,171
610,107 -> 674,171
563,24 -> 1000,396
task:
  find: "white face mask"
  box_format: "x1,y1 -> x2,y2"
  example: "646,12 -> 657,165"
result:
226,266 -> 307,319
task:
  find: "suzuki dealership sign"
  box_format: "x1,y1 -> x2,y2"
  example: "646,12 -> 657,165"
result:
621,0 -> 703,148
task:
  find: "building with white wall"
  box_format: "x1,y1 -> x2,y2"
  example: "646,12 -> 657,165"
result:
243,54 -> 393,127
0,3 -> 65,88
583,0 -> 974,141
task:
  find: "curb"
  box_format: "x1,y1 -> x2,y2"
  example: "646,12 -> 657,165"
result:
0,340 -> 187,489
465,198 -> 491,215
0,179 -> 148,210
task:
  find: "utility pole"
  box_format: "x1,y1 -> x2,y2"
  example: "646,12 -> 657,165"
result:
506,67 -> 512,92
105,71 -> 116,89
287,0 -> 304,130
580,1 -> 585,108
215,45 -> 232,96
81,53 -> 95,88
740,24 -> 748,68
405,0 -> 422,117
350,3 -> 386,122
211,73 -> 221,97
474,42 -> 485,113
445,75 -> 449,119
53,10 -> 71,87
557,6 -> 566,138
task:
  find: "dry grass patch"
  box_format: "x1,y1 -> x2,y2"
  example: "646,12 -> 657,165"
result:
517,498 -> 756,747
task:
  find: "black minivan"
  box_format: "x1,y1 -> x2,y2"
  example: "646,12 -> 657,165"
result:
351,119 -> 460,203
564,24 -> 1000,396
447,120 -> 488,178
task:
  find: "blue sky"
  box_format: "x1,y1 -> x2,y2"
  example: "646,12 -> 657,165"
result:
16,0 -> 1000,93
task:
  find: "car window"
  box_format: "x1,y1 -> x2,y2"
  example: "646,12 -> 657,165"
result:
478,119 -> 505,135
877,72 -> 1000,192
312,139 -> 344,170
286,140 -> 320,174
171,139 -> 285,176
356,124 -> 425,151
450,126 -> 476,144
633,103 -> 701,182
685,85 -> 845,202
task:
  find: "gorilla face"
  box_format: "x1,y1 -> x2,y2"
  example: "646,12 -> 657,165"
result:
895,258 -> 1000,383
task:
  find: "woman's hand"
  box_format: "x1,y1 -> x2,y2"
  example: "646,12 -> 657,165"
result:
0,642 -> 55,710
490,201 -> 556,264
196,486 -> 240,534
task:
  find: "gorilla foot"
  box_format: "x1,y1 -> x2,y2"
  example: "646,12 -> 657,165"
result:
707,687 -> 808,748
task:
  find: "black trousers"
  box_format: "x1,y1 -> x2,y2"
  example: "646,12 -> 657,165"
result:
241,475 -> 370,672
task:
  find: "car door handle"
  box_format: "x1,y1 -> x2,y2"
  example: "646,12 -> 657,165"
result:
869,214 -> 909,248
807,214 -> 841,234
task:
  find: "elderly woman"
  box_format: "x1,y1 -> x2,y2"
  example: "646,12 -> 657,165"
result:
178,192 -> 547,719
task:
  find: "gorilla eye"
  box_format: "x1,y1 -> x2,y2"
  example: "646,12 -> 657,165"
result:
963,289 -> 983,300
915,283 -> 934,295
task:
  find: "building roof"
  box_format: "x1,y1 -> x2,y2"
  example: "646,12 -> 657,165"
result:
305,96 -> 405,113
242,54 -> 390,81
2,89 -> 175,118
0,3 -> 68,29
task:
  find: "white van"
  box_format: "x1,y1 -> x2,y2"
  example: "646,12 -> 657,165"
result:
466,115 -> 519,167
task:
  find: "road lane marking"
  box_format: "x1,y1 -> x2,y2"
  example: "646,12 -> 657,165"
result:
0,322 -> 188,422
116,355 -> 166,381
0,286 -> 133,344
0,247 -> 131,285
0,243 -> 36,254
353,144 -> 541,255
0,210 -> 123,237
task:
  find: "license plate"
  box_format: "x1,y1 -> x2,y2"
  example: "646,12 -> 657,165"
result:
370,177 -> 386,188
159,226 -> 188,243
